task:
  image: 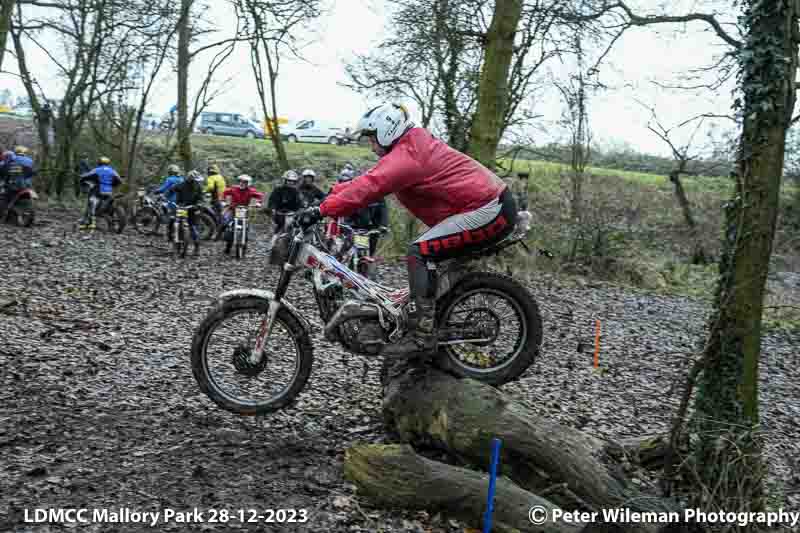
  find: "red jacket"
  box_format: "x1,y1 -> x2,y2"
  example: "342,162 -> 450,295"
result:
223,186 -> 264,207
319,128 -> 506,227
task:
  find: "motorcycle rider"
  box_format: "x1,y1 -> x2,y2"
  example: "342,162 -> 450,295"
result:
298,168 -> 326,207
205,164 -> 227,239
266,170 -> 303,233
298,103 -> 518,358
0,147 -> 36,214
154,164 -> 184,204
78,156 -> 123,230
205,164 -> 226,212
171,170 -> 205,254
221,174 -> 264,254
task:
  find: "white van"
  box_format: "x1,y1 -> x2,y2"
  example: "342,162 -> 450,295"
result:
281,119 -> 348,145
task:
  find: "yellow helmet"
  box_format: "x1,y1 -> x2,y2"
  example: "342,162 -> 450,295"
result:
14,146 -> 28,155
208,164 -> 220,174
98,156 -> 111,165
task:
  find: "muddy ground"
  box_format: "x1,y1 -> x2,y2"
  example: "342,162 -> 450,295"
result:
1,206 -> 798,532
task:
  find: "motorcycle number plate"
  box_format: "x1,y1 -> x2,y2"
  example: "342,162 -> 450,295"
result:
177,209 -> 188,217
354,235 -> 370,248
235,207 -> 247,218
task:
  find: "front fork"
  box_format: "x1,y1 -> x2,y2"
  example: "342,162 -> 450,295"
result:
250,234 -> 302,363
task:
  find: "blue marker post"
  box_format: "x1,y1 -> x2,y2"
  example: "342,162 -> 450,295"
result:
483,437 -> 502,533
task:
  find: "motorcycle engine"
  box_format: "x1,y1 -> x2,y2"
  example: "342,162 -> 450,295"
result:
338,318 -> 386,356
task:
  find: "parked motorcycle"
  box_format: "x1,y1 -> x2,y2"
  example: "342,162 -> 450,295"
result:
0,184 -> 36,227
190,209 -> 542,416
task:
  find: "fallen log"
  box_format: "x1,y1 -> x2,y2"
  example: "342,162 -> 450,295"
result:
344,443 -> 582,533
358,360 -> 685,532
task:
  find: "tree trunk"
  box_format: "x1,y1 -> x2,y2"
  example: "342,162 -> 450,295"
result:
467,0 -> 523,167
689,0 -> 798,513
0,0 -> 13,73
345,444 -> 583,533
176,0 -> 193,172
11,25 -> 51,192
265,41 -> 289,171
668,171 -> 708,264
345,361 -> 683,531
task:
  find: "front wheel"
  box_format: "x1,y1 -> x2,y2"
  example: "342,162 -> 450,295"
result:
190,297 -> 314,415
10,207 -> 34,227
434,272 -> 542,386
133,206 -> 161,235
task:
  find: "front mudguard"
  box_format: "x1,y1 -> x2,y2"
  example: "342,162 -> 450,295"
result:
217,288 -> 312,335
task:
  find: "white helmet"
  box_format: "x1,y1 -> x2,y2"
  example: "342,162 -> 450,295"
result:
338,168 -> 355,182
356,102 -> 415,149
283,170 -> 299,182
237,174 -> 252,185
301,168 -> 316,179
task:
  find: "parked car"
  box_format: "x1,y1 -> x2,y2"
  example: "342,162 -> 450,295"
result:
281,119 -> 348,145
198,112 -> 265,139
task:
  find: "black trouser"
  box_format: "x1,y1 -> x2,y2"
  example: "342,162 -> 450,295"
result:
407,187 -> 517,301
369,232 -> 380,257
85,192 -> 112,220
168,207 -> 200,242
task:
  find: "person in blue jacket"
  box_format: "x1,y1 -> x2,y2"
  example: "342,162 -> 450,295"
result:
3,146 -> 35,189
154,164 -> 184,204
79,156 -> 122,229
1,146 -> 36,212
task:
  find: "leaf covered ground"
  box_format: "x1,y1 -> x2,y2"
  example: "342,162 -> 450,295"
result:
1,206 -> 798,532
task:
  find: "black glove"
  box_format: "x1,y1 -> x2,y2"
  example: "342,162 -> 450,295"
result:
297,206 -> 322,227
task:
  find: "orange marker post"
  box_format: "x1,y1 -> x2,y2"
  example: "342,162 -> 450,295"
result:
593,319 -> 601,368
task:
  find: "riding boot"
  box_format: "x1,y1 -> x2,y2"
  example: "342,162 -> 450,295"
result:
380,297 -> 437,358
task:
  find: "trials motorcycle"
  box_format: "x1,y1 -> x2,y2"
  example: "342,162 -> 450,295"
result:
0,183 -> 36,227
190,208 -> 542,416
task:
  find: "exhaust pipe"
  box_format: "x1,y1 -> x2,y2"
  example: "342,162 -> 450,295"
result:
323,300 -> 380,341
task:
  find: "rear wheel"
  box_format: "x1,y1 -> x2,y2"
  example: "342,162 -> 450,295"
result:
328,136 -> 339,145
246,131 -> 255,139
134,206 -> 161,235
287,135 -> 297,143
434,272 -> 542,386
9,207 -> 34,227
190,297 -> 314,415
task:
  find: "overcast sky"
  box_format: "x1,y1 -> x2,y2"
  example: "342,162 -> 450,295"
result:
0,0 -> 738,157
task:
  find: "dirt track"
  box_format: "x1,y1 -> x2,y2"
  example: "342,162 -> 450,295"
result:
1,206 -> 798,532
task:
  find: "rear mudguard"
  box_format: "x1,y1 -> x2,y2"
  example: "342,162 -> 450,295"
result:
217,288 -> 312,335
